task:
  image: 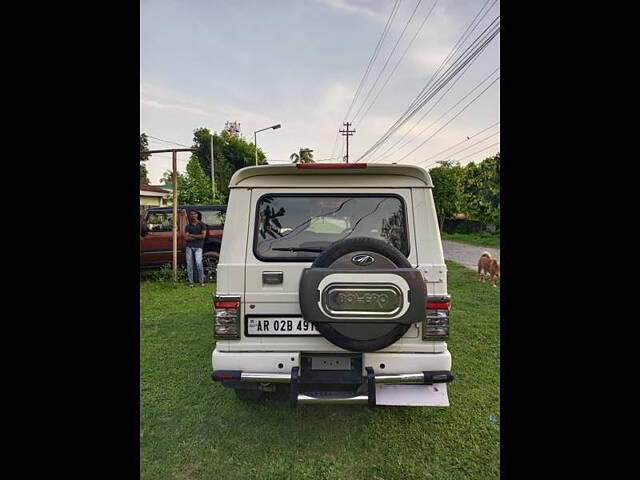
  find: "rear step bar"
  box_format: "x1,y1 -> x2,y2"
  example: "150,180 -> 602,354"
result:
212,368 -> 454,407
212,370 -> 453,385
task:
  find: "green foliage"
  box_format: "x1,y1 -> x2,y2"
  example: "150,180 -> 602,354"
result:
191,128 -> 265,203
140,133 -> 150,183
177,157 -> 217,205
290,147 -> 314,164
429,160 -> 464,230
140,163 -> 150,183
460,153 -> 500,228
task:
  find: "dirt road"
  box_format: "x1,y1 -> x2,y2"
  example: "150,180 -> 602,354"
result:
442,240 -> 500,271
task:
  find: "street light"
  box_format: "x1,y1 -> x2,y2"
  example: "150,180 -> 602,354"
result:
254,124 -> 281,165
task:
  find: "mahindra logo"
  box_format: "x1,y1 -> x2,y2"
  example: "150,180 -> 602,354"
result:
351,254 -> 375,266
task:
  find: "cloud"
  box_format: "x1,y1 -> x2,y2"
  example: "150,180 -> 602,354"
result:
314,0 -> 388,21
140,97 -> 210,116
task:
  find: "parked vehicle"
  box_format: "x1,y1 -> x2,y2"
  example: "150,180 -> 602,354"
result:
211,163 -> 453,407
140,205 -> 226,282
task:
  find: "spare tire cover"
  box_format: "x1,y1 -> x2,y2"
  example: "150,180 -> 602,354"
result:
299,237 -> 426,352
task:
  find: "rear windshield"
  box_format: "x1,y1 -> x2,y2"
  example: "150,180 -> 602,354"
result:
254,195 -> 409,260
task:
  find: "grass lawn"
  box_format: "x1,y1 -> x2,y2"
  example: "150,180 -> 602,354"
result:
441,232 -> 500,249
140,261 -> 500,479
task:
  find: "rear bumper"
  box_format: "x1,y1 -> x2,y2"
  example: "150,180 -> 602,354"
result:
211,348 -> 453,407
211,348 -> 451,373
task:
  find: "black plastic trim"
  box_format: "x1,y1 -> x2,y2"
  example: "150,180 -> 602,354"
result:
422,371 -> 455,385
290,367 -> 300,408
366,367 -> 376,408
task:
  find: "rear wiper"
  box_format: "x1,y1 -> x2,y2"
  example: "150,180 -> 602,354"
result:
271,247 -> 324,252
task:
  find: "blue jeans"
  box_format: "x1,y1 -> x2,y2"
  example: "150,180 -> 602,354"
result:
185,246 -> 204,284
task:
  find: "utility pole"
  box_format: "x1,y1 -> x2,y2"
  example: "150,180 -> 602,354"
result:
146,148 -> 195,282
210,134 -> 216,201
339,122 -> 356,163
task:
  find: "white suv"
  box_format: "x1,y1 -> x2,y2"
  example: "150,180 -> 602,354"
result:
211,163 -> 453,407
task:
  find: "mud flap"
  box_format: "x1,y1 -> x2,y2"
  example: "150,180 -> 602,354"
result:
375,383 -> 450,407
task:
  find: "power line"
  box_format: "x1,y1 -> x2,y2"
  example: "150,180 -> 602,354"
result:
419,130 -> 500,168
371,66 -> 500,163
342,0 -> 401,123
331,0 -> 401,160
393,75 -> 499,164
363,0 -> 499,162
437,142 -> 500,165
356,16 -> 500,162
367,54 -> 490,163
404,0 -> 497,114
355,0 -> 439,129
146,135 -> 190,148
351,0 -> 428,123
356,15 -> 500,162
413,121 -> 500,164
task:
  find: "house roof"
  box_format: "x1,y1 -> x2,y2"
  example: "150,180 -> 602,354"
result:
140,183 -> 170,194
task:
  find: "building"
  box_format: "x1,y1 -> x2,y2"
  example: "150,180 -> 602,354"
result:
140,183 -> 171,213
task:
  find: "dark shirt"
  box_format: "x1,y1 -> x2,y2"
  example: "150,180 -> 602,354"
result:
185,221 -> 207,249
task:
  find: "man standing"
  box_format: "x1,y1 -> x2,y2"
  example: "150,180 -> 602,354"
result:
184,210 -> 207,287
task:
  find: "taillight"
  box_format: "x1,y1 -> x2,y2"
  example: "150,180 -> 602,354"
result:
423,295 -> 450,339
214,295 -> 241,339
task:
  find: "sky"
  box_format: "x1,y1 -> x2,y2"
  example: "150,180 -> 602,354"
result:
140,0 -> 500,184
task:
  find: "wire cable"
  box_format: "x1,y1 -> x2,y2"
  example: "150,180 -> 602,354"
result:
351,0 -> 427,123
355,0 -> 439,129
356,18 -> 499,162
372,66 -> 500,163
356,16 -> 500,161
435,141 -> 500,165
418,130 -> 500,168
146,135 -> 190,148
393,74 -> 499,163
414,121 -> 500,164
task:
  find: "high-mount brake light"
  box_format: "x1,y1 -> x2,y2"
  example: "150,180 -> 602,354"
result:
423,296 -> 451,339
214,295 -> 241,339
296,163 -> 366,169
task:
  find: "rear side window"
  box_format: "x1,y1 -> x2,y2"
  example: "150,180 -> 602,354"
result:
254,195 -> 409,261
146,212 -> 173,232
200,210 -> 226,227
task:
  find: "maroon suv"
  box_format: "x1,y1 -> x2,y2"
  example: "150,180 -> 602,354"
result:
140,205 -> 226,282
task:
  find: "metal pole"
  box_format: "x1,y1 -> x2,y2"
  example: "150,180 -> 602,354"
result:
210,134 -> 216,201
254,131 -> 258,166
172,150 -> 178,282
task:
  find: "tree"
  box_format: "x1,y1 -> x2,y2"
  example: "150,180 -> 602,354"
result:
460,153 -> 500,229
429,160 -> 464,231
290,148 -> 314,164
140,133 -> 150,183
177,157 -> 213,205
140,163 -> 150,183
190,128 -> 264,203
160,170 -> 173,186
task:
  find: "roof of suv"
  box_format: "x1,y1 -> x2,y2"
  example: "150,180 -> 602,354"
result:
229,163 -> 433,188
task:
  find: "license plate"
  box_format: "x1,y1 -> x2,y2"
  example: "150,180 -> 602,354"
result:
246,317 -> 321,336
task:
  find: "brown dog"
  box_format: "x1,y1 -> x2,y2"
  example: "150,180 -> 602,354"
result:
478,252 -> 500,287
